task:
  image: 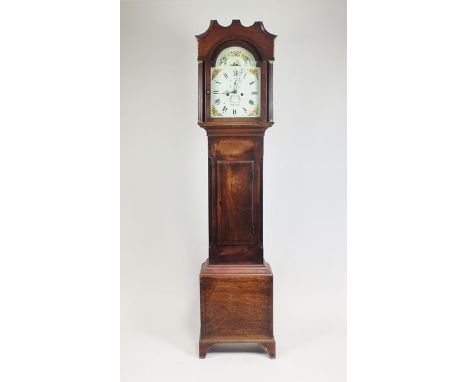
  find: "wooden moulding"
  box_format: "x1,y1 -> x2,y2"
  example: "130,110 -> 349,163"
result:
196,20 -> 276,62
199,260 -> 275,358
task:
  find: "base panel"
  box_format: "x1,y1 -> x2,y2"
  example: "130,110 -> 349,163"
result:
199,260 -> 275,358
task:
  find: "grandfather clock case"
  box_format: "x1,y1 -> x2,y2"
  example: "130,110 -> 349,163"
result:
196,20 -> 276,358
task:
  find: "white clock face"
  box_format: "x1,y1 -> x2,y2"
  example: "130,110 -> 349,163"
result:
210,46 -> 261,118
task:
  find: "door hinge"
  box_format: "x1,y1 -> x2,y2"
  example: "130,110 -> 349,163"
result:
252,224 -> 255,235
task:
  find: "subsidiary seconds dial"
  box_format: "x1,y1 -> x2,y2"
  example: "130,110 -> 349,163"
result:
210,46 -> 261,118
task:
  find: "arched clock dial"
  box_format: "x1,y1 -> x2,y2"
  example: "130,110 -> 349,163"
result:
210,46 -> 261,118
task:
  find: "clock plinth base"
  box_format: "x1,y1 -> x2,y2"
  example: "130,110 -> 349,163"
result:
199,260 -> 275,358
199,338 -> 275,359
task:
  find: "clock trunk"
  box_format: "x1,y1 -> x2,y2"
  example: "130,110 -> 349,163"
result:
208,136 -> 263,264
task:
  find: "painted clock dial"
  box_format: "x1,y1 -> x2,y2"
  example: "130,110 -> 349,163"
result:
210,46 -> 261,118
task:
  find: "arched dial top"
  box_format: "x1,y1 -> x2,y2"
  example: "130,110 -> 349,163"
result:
215,46 -> 256,67
211,46 -> 261,118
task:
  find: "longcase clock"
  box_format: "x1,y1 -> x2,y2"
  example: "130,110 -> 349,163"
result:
196,20 -> 277,358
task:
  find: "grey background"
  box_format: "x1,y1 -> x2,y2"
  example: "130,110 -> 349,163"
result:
121,0 -> 346,381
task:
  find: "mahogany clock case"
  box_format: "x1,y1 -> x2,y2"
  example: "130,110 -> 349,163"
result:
122,0 -> 346,377
196,20 -> 277,358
